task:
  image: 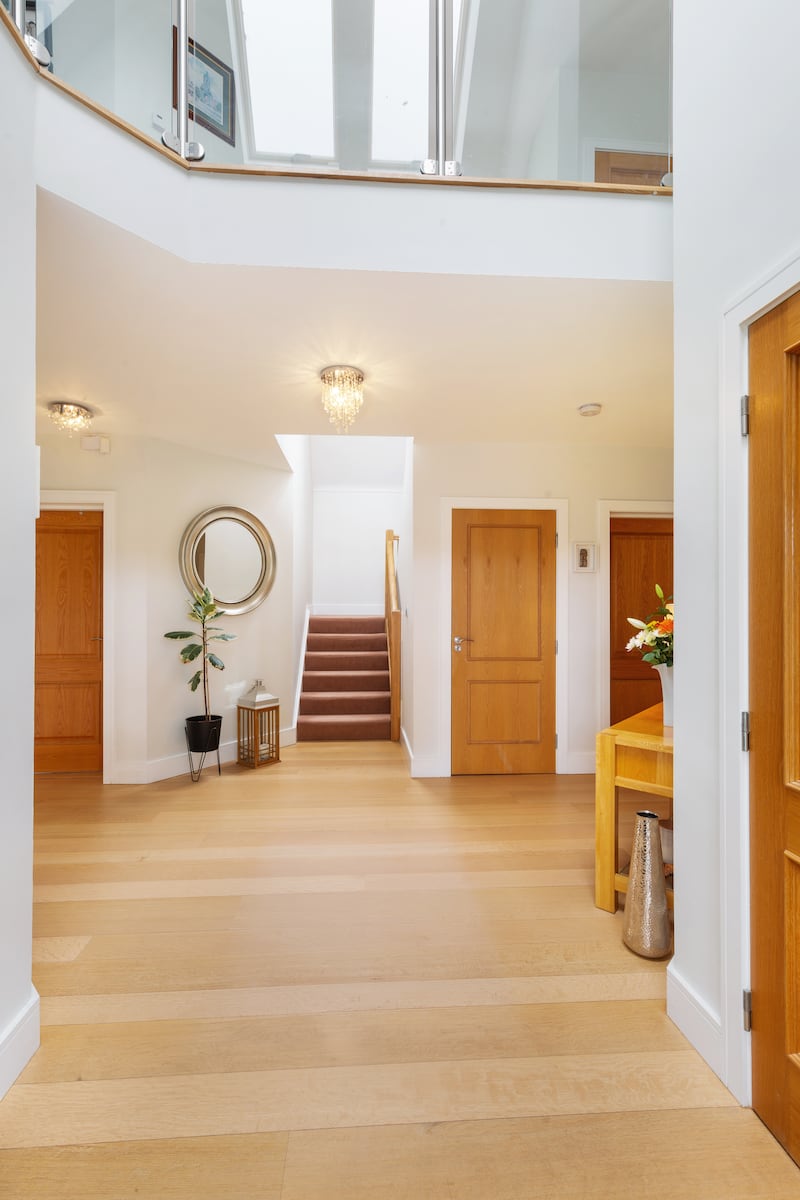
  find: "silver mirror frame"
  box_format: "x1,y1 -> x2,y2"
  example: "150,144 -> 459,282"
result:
178,506 -> 276,616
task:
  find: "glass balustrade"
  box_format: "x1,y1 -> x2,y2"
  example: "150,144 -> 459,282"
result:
455,0 -> 671,186
11,0 -> 671,188
23,0 -> 173,148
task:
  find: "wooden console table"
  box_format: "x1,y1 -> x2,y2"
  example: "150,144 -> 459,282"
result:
595,704 -> 673,912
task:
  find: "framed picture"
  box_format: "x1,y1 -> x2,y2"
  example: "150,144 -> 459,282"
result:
572,542 -> 597,572
172,29 -> 236,147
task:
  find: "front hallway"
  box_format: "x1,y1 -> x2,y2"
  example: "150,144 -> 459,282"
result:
0,744 -> 797,1197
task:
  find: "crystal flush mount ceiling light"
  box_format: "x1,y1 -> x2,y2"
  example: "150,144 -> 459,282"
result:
320,366 -> 364,434
578,402 -> 603,417
48,401 -> 94,435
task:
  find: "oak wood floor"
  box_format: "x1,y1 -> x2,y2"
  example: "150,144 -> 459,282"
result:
1,743 -> 799,1197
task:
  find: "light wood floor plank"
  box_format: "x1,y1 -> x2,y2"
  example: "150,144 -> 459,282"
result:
20,1000 -> 687,1083
39,971 -> 666,1025
32,868 -> 595,900
1,743 -> 796,1196
281,1110 -> 800,1200
0,1134 -> 288,1200
0,1051 -> 735,1148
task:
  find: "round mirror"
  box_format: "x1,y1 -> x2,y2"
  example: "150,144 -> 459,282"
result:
179,507 -> 276,616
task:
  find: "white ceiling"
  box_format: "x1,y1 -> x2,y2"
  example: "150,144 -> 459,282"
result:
35,189 -> 673,468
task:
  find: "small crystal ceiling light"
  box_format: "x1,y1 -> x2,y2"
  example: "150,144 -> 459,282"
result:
320,366 -> 364,434
578,402 -> 602,417
48,401 -> 93,435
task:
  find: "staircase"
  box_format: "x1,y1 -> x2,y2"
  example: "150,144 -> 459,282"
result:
296,616 -> 391,741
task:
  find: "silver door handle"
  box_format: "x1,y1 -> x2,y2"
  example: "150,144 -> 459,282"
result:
453,636 -> 473,652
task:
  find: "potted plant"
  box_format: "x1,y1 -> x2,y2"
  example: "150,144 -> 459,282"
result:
164,587 -> 236,760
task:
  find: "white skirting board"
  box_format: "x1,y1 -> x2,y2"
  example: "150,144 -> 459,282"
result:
110,727 -> 298,784
666,962 -> 727,1087
0,988 -> 40,1100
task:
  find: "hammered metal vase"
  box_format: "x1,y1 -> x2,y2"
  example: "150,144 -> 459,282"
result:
622,810 -> 671,958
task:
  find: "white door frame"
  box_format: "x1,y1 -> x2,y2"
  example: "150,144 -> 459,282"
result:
39,490 -> 116,784
439,496 -> 570,776
595,499 -> 674,733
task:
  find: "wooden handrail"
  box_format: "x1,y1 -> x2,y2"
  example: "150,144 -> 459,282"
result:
385,530 -> 401,742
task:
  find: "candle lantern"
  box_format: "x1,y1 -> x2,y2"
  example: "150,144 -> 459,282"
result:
237,680 -> 280,769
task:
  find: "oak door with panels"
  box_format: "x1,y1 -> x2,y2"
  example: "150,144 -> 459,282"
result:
35,509 -> 103,772
609,517 -> 673,725
749,288 -> 800,1165
451,508 -> 556,775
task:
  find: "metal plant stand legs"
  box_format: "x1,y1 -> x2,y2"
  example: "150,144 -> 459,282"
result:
185,734 -> 221,782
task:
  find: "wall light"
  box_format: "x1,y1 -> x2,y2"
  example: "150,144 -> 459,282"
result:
48,401 -> 94,435
320,366 -> 364,434
578,403 -> 602,417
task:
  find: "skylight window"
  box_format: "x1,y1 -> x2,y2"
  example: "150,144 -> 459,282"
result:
371,0 -> 429,163
241,0 -> 335,159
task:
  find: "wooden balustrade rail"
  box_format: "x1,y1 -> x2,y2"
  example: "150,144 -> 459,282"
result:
385,530 -> 401,742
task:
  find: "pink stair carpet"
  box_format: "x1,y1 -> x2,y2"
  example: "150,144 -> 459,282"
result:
296,616 -> 391,741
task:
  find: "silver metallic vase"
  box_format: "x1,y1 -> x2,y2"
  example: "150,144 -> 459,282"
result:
622,810 -> 671,958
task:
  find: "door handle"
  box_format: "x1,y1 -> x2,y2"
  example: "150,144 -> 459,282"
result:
453,635 -> 473,653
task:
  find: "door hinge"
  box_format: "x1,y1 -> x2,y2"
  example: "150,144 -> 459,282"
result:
555,733 -> 558,750
743,988 -> 752,1032
555,531 -> 559,548
555,639 -> 558,655
741,710 -> 751,752
741,394 -> 750,437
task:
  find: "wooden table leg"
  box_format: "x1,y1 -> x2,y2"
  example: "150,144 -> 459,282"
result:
595,730 -> 618,912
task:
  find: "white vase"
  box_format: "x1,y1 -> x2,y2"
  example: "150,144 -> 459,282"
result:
653,663 -> 673,727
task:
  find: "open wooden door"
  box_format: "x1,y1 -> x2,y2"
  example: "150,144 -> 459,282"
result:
609,517 -> 673,724
35,509 -> 103,772
451,508 -> 556,774
749,288 -> 800,1164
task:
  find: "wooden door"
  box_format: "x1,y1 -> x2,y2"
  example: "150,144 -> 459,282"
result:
749,289 -> 800,1164
35,509 -> 103,772
595,150 -> 672,186
609,517 -> 673,725
451,508 -> 556,774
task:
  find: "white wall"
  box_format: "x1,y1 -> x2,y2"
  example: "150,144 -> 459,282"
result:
0,22 -> 40,1099
275,434 -> 315,713
408,438 -> 673,776
33,66 -> 672,282
398,439 -> 415,751
312,488 -> 404,611
309,436 -> 410,611
671,0 -> 800,1099
38,433 -> 298,779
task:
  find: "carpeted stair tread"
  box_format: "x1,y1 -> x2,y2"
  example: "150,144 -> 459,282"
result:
304,651 -> 389,672
307,633 -> 386,652
302,670 -> 390,692
297,714 -> 391,741
308,616 -> 385,635
299,691 -> 391,715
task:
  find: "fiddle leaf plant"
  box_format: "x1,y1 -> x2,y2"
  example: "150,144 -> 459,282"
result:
164,587 -> 236,719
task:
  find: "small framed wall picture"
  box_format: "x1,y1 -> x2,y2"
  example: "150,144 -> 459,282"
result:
172,29 -> 236,146
572,542 -> 597,572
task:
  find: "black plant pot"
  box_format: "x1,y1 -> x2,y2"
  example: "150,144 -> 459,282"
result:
184,715 -> 222,781
185,714 -> 222,752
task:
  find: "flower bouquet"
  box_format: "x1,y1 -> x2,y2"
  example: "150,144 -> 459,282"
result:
626,584 -> 673,666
